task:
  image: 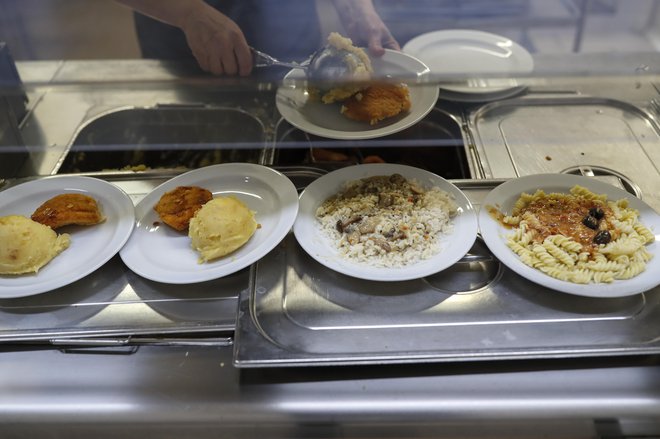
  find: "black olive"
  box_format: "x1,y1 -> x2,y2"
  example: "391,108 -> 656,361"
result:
589,207 -> 605,220
582,215 -> 599,230
593,230 -> 612,245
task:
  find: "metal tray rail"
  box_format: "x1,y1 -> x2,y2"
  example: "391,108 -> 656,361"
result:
234,180 -> 660,367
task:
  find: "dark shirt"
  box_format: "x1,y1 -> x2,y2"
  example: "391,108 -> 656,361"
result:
133,0 -> 322,62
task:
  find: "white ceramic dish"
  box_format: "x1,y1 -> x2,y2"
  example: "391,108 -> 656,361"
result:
0,176 -> 135,298
276,49 -> 438,140
479,174 -> 660,298
119,163 -> 299,284
403,29 -> 533,95
293,164 -> 478,281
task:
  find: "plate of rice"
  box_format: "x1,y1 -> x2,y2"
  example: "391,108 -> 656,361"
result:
293,164 -> 478,281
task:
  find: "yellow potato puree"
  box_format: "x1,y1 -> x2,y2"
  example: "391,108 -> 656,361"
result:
319,32 -> 373,104
0,215 -> 70,275
188,196 -> 257,263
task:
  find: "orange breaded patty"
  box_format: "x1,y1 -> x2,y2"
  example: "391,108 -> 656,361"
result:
154,185 -> 213,231
32,193 -> 105,229
341,83 -> 411,125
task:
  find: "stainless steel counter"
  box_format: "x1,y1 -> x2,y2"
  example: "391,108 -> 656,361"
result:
2,58 -> 660,437
1,345 -> 659,438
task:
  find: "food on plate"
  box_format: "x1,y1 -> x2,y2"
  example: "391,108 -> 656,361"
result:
154,185 -> 213,231
361,155 -> 386,164
31,193 -> 105,229
326,32 -> 372,75
310,148 -> 386,165
317,32 -> 373,104
341,83 -> 411,125
315,173 -> 458,267
0,215 -> 70,275
189,196 -> 258,263
309,33 -> 411,125
493,185 -> 655,284
311,148 -> 352,163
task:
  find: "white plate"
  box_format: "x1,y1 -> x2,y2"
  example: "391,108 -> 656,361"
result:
403,30 -> 533,94
293,164 -> 478,281
119,163 -> 299,284
0,176 -> 135,298
276,49 -> 438,140
479,174 -> 660,298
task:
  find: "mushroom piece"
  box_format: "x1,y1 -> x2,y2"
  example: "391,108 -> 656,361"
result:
389,174 -> 406,185
371,237 -> 392,252
336,215 -> 362,233
378,193 -> 394,207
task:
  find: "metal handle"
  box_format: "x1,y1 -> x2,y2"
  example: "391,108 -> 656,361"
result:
251,47 -> 304,70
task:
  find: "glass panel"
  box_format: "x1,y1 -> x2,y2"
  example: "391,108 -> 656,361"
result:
0,0 -> 659,354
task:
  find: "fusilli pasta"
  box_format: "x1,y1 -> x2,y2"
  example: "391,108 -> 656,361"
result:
501,185 -> 655,284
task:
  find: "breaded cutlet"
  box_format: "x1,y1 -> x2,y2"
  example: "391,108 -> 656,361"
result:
154,185 -> 213,231
341,83 -> 411,125
32,193 -> 105,229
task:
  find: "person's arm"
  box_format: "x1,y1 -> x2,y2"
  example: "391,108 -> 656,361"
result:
331,0 -> 399,56
115,0 -> 253,76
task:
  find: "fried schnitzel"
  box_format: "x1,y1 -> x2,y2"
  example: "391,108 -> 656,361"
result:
341,83 -> 411,125
32,193 -> 105,229
154,185 -> 213,231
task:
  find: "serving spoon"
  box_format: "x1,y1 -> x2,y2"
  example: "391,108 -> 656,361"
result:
251,45 -> 366,81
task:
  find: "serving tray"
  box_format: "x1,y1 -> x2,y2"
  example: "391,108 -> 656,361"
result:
234,180 -> 660,367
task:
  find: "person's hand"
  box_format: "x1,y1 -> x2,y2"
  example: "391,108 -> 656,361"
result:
343,10 -> 399,57
332,0 -> 399,57
180,2 -> 253,76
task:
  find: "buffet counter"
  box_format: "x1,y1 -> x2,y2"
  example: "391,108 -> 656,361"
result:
1,56 -> 660,438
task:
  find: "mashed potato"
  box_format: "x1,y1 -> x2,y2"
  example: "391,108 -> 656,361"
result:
326,32 -> 372,75
0,215 -> 70,275
188,197 -> 257,263
317,32 -> 373,104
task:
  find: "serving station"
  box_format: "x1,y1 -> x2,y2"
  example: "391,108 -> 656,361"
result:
1,48 -> 660,437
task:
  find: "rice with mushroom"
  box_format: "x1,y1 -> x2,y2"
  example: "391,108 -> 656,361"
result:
315,174 -> 458,267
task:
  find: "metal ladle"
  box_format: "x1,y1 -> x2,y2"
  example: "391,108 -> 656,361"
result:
251,45 -> 366,81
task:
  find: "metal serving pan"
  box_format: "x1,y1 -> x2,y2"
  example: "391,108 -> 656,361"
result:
234,179 -> 660,368
467,95 -> 660,212
58,105 -> 268,173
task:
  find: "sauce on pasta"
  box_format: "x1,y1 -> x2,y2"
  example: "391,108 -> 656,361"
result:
486,205 -> 513,229
492,185 -> 654,284
517,195 -> 617,253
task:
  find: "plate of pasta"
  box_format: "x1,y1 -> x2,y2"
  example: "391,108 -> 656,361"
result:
479,174 -> 660,298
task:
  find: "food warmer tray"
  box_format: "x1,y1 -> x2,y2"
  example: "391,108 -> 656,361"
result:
466,95 -> 660,212
0,167 -> 323,345
234,179 -> 660,368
